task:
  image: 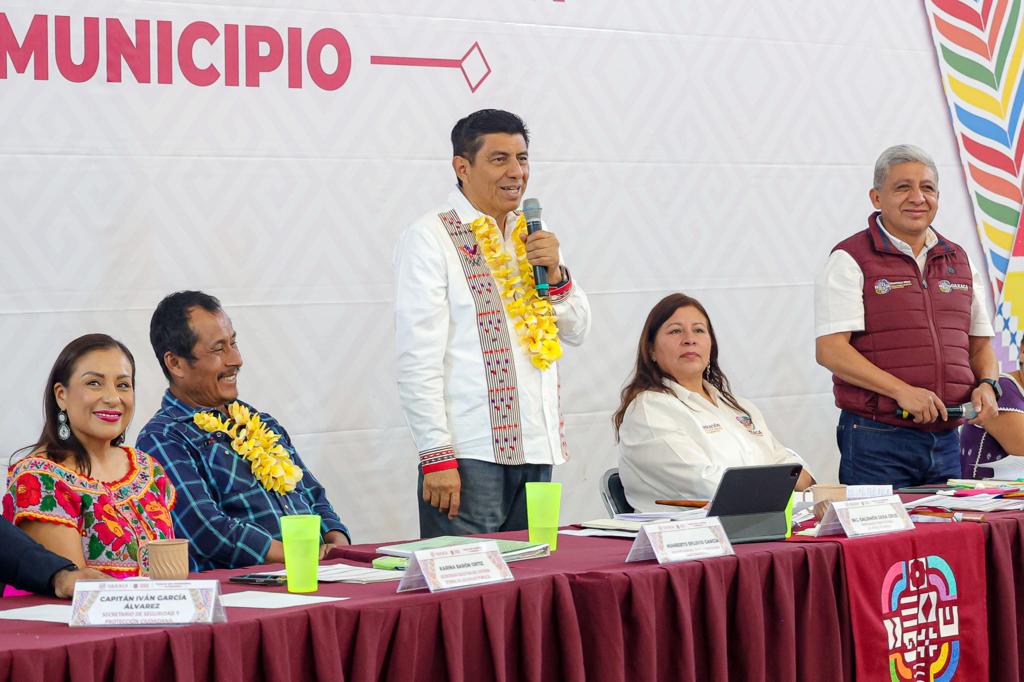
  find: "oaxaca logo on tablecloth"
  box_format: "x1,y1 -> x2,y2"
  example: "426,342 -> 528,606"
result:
882,555 -> 960,682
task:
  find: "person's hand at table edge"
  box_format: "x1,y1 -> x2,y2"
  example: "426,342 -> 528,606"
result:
52,566 -> 109,599
324,530 -> 349,547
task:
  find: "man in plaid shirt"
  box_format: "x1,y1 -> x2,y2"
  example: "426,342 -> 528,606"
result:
136,291 -> 349,571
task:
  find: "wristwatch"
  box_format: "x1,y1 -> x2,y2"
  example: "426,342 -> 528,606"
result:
49,564 -> 77,595
979,378 -> 1003,400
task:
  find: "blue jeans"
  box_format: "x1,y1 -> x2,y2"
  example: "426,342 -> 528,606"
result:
837,411 -> 960,489
417,459 -> 552,537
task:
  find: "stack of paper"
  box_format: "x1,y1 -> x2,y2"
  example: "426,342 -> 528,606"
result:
847,485 -> 893,499
377,536 -> 550,562
580,518 -> 647,533
613,510 -> 707,522
905,494 -> 1024,512
559,528 -> 637,538
579,510 -> 709,534
947,478 -> 1022,489
262,564 -> 403,584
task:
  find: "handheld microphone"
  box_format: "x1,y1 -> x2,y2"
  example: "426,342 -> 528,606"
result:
894,402 -> 978,420
522,198 -> 549,298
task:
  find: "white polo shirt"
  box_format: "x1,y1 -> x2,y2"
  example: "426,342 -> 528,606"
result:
617,379 -> 804,511
815,221 -> 994,338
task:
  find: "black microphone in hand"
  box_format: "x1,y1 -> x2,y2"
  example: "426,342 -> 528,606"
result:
522,198 -> 550,298
894,402 -> 978,420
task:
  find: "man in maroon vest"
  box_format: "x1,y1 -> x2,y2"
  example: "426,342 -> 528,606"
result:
815,144 -> 999,488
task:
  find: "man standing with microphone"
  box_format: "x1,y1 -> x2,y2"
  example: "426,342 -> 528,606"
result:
394,110 -> 590,537
815,144 -> 999,488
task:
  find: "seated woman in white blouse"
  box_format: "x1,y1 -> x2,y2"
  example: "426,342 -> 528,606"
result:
613,293 -> 814,511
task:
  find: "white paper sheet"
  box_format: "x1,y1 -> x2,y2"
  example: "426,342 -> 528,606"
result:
261,564 -> 402,583
613,510 -> 705,522
559,528 -> 638,538
220,591 -> 348,609
316,565 -> 402,583
0,604 -> 72,623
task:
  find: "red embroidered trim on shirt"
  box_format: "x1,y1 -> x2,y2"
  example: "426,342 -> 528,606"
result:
549,269 -> 573,304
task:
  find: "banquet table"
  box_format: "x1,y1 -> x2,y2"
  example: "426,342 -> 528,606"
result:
0,510 -> 1022,682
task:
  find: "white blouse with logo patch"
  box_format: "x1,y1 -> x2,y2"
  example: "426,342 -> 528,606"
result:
617,379 -> 803,511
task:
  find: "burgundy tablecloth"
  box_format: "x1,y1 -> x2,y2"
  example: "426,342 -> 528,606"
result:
0,561 -> 583,682
1,515 -> 1022,682
981,512 -> 1024,681
337,531 -> 853,681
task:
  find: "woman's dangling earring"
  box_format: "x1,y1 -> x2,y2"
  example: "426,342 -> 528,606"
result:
57,410 -> 71,441
113,433 -> 125,446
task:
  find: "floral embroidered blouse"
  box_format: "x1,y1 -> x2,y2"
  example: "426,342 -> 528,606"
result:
2,447 -> 176,577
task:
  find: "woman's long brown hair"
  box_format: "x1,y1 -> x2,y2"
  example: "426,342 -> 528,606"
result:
11,334 -> 135,477
612,293 -> 749,439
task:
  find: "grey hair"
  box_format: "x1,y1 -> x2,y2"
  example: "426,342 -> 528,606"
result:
873,144 -> 939,190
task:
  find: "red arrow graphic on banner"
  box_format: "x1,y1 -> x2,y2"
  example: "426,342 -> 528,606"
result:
370,42 -> 491,93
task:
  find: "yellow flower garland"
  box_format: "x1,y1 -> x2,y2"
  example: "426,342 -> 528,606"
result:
193,402 -> 304,495
469,213 -> 563,370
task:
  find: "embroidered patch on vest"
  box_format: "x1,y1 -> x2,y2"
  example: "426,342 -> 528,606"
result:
702,423 -> 723,434
438,209 -> 526,466
874,278 -> 913,295
938,279 -> 969,294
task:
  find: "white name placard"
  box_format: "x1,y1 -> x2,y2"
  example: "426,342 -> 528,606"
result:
846,484 -> 894,499
625,517 -> 734,564
817,495 -> 915,538
69,580 -> 226,627
396,540 -> 513,593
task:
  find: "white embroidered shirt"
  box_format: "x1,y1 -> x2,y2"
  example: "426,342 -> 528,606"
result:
394,189 -> 591,471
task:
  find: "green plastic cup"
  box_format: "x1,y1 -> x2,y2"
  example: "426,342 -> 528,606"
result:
280,514 -> 321,593
784,492 -> 797,539
526,482 -> 561,551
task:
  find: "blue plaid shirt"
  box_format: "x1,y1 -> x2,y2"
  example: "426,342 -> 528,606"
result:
136,390 -> 348,572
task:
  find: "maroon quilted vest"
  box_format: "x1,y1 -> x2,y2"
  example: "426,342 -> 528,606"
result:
831,212 -> 974,430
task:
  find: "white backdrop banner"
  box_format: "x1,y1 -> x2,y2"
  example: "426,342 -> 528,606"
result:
0,1 -> 986,542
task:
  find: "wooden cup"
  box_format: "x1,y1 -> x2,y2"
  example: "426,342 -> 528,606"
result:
811,484 -> 848,521
138,539 -> 189,580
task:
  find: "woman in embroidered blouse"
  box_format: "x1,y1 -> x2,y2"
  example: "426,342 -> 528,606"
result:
613,294 -> 814,511
960,343 -> 1024,478
4,334 -> 176,578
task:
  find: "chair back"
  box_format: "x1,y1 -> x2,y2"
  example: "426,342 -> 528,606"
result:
600,468 -> 634,516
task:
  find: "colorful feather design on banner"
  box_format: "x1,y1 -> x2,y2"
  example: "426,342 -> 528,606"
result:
924,0 -> 1024,368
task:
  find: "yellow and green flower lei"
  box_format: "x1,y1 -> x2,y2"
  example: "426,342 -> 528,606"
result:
469,213 -> 563,370
193,402 -> 303,495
